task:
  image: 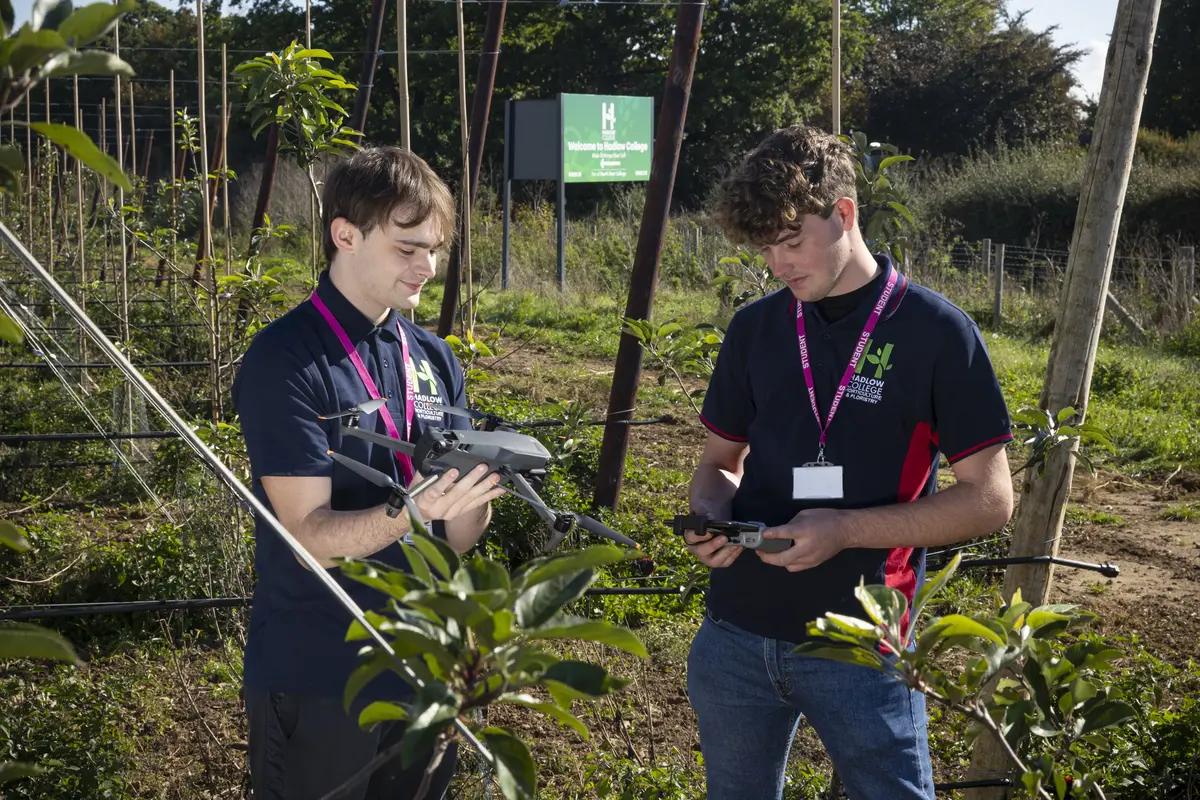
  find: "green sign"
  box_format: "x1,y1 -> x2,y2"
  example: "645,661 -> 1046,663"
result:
561,93 -> 652,183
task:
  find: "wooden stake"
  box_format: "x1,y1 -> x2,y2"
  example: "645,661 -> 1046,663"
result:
222,43 -> 231,278
593,0 -> 706,510
307,0 -> 318,282
831,0 -> 840,134
196,0 -> 221,423
168,70 -> 177,292
455,0 -> 472,334
992,243 -> 1004,329
127,79 -> 138,267
24,94 -> 32,258
966,0 -> 1163,793
45,80 -> 54,274
396,0 -> 409,148
74,75 -> 88,381
114,18 -> 129,347
100,98 -> 109,283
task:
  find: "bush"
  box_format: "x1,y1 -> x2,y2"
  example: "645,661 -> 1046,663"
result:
1165,318 -> 1200,359
907,140 -> 1200,250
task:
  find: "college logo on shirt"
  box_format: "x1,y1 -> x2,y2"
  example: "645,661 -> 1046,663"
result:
847,339 -> 894,405
409,357 -> 447,422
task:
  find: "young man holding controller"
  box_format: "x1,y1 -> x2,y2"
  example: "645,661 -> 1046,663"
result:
232,147 -> 505,799
684,126 -> 1015,799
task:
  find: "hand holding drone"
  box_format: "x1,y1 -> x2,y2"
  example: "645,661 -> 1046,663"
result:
320,399 -> 639,552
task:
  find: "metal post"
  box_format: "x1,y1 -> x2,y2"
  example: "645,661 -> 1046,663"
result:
501,99 -> 511,290
992,243 -> 1005,329
594,0 -> 706,510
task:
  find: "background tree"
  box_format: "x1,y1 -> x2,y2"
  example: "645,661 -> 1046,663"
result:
1141,0 -> 1200,138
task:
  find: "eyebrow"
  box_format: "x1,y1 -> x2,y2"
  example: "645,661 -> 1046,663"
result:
394,237 -> 444,249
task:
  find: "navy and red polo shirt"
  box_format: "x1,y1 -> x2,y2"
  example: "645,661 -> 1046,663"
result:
231,269 -> 471,702
699,255 -> 1013,644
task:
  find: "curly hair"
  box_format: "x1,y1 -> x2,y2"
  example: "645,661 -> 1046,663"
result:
713,126 -> 857,248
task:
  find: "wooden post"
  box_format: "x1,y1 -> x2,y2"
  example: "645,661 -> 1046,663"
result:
100,98 -> 108,283
455,0 -> 473,334
45,80 -> 54,274
307,0 -> 318,282
437,0 -> 507,337
593,0 -> 706,510
24,94 -> 32,257
222,43 -> 232,277
74,74 -> 87,381
114,16 -> 129,347
167,70 -> 177,293
1184,245 -> 1196,324
196,0 -> 220,423
831,0 -> 840,134
396,0 -> 409,148
992,243 -> 1005,329
127,80 -> 137,267
965,0 -> 1162,795
350,0 -> 388,135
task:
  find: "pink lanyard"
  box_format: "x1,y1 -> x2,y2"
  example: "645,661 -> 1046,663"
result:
795,266 -> 898,464
311,292 -> 416,486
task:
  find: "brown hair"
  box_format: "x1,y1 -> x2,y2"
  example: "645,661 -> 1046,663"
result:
321,146 -> 456,264
713,126 -> 857,247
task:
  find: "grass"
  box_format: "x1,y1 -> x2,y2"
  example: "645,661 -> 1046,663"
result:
1065,506 -> 1128,527
1159,503 -> 1200,522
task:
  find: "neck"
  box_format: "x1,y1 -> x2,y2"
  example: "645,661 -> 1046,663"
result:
329,262 -> 390,325
826,248 -> 881,298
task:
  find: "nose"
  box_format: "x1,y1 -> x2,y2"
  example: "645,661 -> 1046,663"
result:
413,250 -> 436,279
761,244 -> 793,278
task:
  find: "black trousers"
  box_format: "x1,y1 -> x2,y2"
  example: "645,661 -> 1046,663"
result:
245,688 -> 459,800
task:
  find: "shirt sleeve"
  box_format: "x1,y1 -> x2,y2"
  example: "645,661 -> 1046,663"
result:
233,337 -> 333,480
932,321 -> 1013,464
700,311 -> 754,442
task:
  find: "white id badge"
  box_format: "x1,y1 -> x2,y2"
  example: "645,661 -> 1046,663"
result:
793,463 -> 844,499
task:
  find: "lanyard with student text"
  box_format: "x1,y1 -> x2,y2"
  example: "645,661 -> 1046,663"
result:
795,266 -> 898,465
312,292 -> 416,486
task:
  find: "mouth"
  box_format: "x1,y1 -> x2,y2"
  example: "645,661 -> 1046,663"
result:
401,280 -> 424,294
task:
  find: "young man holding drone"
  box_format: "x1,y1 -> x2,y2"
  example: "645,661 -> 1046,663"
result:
232,146 -> 505,799
682,126 -> 1015,799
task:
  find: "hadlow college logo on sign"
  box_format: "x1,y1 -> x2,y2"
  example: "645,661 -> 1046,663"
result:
409,357 -> 448,422
847,339 -> 894,404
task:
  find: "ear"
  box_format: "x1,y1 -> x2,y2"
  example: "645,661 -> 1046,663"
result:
833,197 -> 858,231
329,217 -> 360,256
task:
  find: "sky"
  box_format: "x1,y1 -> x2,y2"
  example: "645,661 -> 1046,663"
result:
10,0 -> 1121,99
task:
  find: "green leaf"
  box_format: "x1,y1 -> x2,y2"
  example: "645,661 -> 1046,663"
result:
0,0 -> 13,36
358,700 -> 409,728
526,616 -> 647,658
343,655 -> 390,712
1025,609 -> 1072,634
476,608 -> 516,648
402,589 -> 490,627
465,555 -> 511,593
856,582 -> 907,632
30,0 -> 71,31
877,155 -> 914,171
9,27 -> 68,74
911,554 -> 959,622
514,569 -> 594,629
0,622 -> 80,663
398,541 -> 433,588
0,313 -> 20,344
55,0 -> 136,45
0,761 -> 44,783
934,614 -> 1007,647
409,532 -> 459,580
541,660 -> 630,702
887,200 -> 915,224
293,47 -> 333,60
480,727 -> 537,800
0,520 -> 30,552
1080,700 -> 1136,734
793,642 -> 888,671
26,122 -> 129,192
513,545 -> 632,591
399,683 -> 461,768
40,49 -> 133,79
499,693 -> 588,737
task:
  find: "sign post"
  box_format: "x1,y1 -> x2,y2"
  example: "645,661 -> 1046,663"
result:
502,92 -> 652,291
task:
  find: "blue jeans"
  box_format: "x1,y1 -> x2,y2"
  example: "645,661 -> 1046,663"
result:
687,609 -> 935,800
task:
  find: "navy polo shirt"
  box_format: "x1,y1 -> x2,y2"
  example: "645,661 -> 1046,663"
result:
699,256 -> 1013,645
231,269 -> 471,701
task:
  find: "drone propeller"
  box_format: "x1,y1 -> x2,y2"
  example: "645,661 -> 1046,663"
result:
328,451 -> 398,489
318,397 -> 388,421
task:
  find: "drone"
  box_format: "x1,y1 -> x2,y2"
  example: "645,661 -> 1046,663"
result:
320,399 -> 639,552
430,402 -> 676,433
